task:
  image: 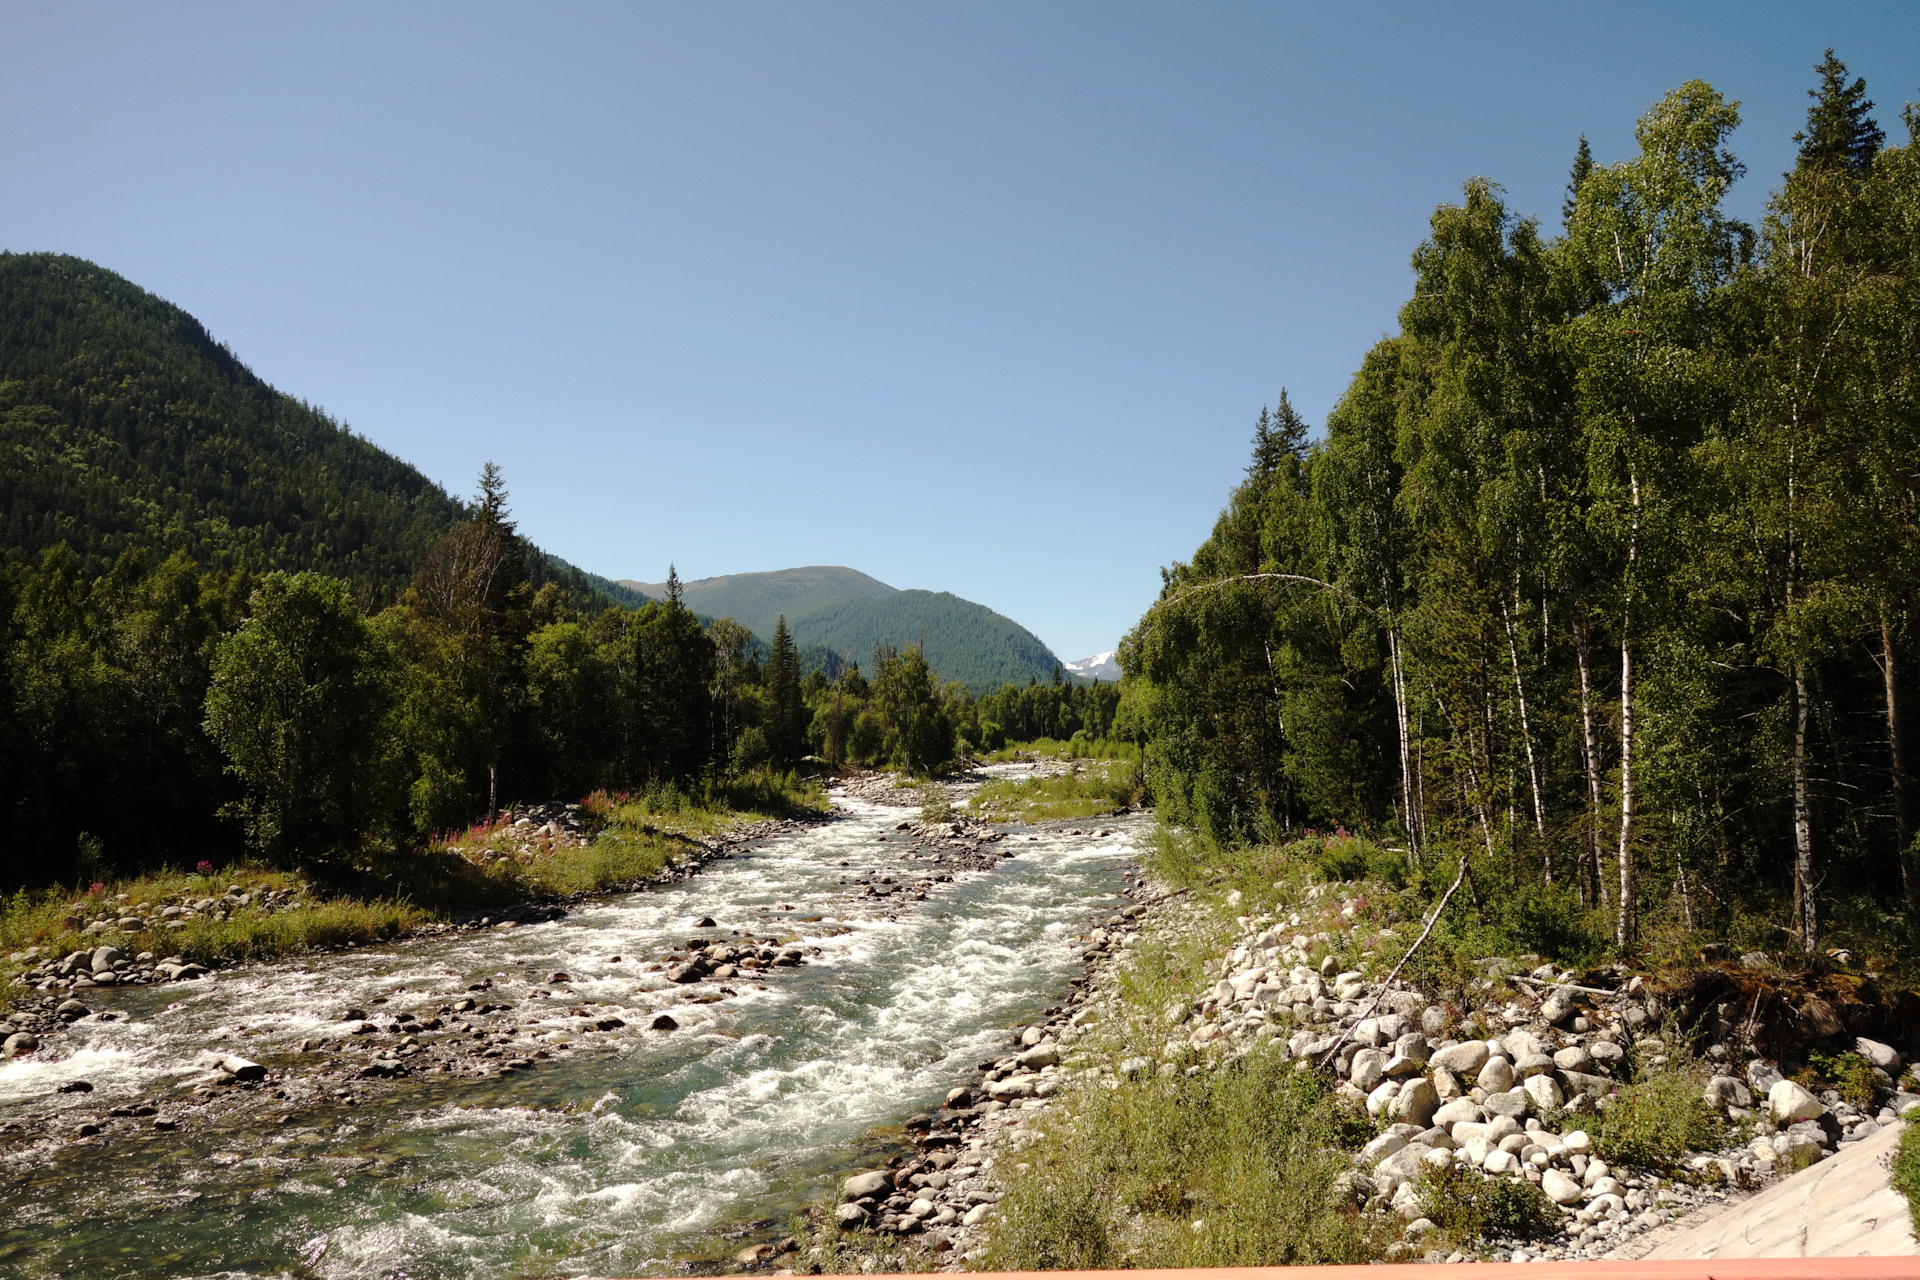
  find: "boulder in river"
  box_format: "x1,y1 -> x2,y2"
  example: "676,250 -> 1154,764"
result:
55,999 -> 89,1021
650,1014 -> 679,1031
217,1055 -> 267,1082
3,1032 -> 37,1057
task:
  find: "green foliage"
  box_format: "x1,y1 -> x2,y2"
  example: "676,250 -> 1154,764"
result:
204,572 -> 395,866
1807,1050 -> 1880,1108
1413,1161 -> 1559,1245
0,253 -> 628,608
984,1054 -> 1387,1270
791,588 -> 1069,695
1593,1063 -> 1723,1171
1119,61 -> 1920,959
1890,1120 -> 1920,1240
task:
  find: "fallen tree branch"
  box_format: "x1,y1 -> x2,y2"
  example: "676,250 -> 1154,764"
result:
1318,855 -> 1469,1071
1508,975 -> 1619,999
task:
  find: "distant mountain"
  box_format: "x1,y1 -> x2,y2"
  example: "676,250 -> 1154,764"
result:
0,252 -> 630,609
791,589 -> 1064,694
617,565 -> 895,640
1065,651 -> 1121,682
619,565 -> 1068,693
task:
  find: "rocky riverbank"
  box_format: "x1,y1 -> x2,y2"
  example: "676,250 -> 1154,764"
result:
803,839 -> 1920,1271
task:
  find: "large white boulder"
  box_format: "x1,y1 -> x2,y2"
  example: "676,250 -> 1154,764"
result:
1542,1168 -> 1584,1204
1769,1079 -> 1827,1124
1430,1041 -> 1491,1075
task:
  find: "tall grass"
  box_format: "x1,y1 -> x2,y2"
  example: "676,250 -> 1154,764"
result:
970,759 -> 1140,823
984,1053 -> 1388,1269
985,736 -> 1143,763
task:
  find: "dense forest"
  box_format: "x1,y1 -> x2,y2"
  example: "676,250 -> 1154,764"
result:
0,253 -> 643,611
0,256 -> 1115,888
0,458 -> 1086,887
1119,57 -> 1920,961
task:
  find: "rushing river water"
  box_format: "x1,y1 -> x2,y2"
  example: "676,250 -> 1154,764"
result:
0,776 -> 1141,1280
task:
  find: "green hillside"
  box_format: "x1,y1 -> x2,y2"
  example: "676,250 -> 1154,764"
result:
792,589 -> 1064,693
617,565 -> 895,639
0,252 -> 630,608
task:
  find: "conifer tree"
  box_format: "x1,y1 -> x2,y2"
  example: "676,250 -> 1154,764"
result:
1563,134 -> 1594,228
1795,49 -> 1884,175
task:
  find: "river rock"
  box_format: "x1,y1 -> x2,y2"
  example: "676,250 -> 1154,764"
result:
1704,1075 -> 1753,1108
1554,1045 -> 1593,1072
1430,1041 -> 1490,1075
836,1203 -> 870,1227
1857,1037 -> 1902,1071
1477,1056 -> 1513,1092
665,963 -> 704,984
1540,990 -> 1575,1025
1390,1077 -> 1439,1127
843,1170 -> 892,1200
1522,1073 -> 1565,1111
2,1032 -> 36,1057
90,945 -> 124,972
1769,1079 -> 1827,1123
1350,1047 -> 1389,1093
217,1055 -> 266,1082
55,999 -> 88,1021
1432,1098 -> 1484,1130
650,1014 -> 679,1031
1514,1052 -> 1556,1079
1542,1168 -> 1583,1204
1017,1043 -> 1059,1069
1485,1088 -> 1530,1119
986,1075 -> 1038,1101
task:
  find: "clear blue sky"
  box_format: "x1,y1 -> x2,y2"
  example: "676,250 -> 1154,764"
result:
3,4 -> 1915,660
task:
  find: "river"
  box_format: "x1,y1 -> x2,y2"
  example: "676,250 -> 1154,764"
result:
0,775 -> 1141,1280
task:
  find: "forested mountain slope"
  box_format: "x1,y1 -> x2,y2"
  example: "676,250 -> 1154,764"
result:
618,565 -> 895,639
622,565 -> 1067,692
0,252 -> 636,609
793,589 -> 1065,694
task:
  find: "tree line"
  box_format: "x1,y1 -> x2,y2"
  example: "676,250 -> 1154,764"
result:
1119,56 -> 1920,959
0,464 -> 1105,886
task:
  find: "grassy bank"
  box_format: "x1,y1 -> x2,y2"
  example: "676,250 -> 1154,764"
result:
969,758 -> 1142,824
977,821 -> 1769,1265
3,770 -> 829,989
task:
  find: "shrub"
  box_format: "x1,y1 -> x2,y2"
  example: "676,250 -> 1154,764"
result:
1891,1120 -> 1920,1239
1594,1067 -> 1722,1170
984,1052 -> 1387,1270
1808,1050 -> 1879,1108
1414,1162 -> 1558,1243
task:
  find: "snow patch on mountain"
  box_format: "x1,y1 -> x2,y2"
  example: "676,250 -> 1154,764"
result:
1065,650 -> 1121,682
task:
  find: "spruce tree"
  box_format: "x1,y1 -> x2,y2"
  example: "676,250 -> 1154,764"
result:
1562,134 -> 1594,228
766,615 -> 803,768
1247,389 -> 1308,478
1795,49 -> 1883,175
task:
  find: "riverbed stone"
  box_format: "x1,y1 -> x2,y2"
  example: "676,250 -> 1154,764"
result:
1485,1088 -> 1530,1119
1477,1056 -> 1513,1093
1522,1073 -> 1565,1111
1856,1037 -> 1902,1072
1704,1076 -> 1752,1109
836,1203 -> 870,1227
1432,1098 -> 1484,1130
844,1170 -> 892,1200
1770,1080 -> 1827,1123
1429,1041 -> 1490,1075
1390,1077 -> 1439,1128
217,1055 -> 266,1082
1017,1043 -> 1059,1069
650,1014 -> 679,1031
2,1032 -> 36,1057
1554,1045 -> 1593,1073
1350,1047 -> 1389,1093
1543,1169 -> 1584,1204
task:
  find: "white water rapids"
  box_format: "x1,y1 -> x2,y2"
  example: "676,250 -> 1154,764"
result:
0,777 -> 1141,1279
